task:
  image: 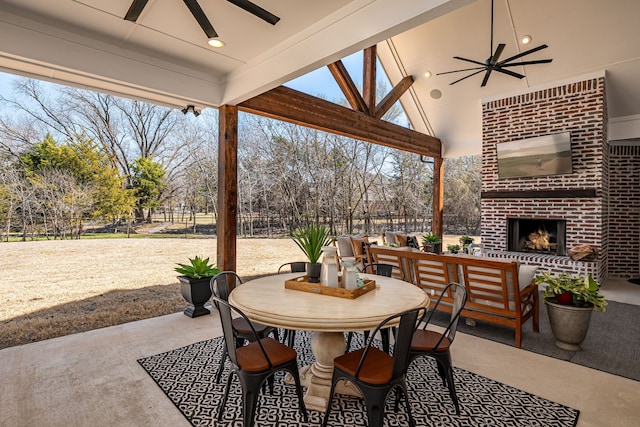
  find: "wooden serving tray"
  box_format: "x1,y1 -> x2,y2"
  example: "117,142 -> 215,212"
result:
284,275 -> 376,299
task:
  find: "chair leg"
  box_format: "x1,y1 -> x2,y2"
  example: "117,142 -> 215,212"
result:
361,385 -> 388,427
237,373 -> 266,427
399,382 -> 416,427
345,332 -> 353,352
286,365 -> 309,422
216,345 -> 228,383
322,374 -> 341,427
435,352 -> 460,415
217,371 -> 234,421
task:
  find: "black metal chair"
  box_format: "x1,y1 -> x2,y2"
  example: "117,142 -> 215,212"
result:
277,262 -> 306,346
362,262 -> 405,280
210,271 -> 279,384
323,306 -> 425,427
212,295 -> 308,427
409,282 -> 467,415
346,263 -> 403,352
277,261 -> 306,274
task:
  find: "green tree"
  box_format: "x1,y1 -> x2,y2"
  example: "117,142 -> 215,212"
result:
18,134 -> 135,236
130,157 -> 166,222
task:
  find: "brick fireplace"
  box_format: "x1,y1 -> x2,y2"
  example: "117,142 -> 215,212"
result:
480,77 -> 608,281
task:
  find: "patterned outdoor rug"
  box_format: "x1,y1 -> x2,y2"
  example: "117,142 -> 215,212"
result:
138,332 -> 579,426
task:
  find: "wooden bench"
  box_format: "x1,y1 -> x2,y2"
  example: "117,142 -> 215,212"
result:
368,246 -> 539,348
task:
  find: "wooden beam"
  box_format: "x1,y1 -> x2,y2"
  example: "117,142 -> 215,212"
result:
375,75 -> 414,119
432,156 -> 444,238
217,105 -> 238,276
363,46 -> 376,114
327,60 -> 369,114
239,86 -> 441,157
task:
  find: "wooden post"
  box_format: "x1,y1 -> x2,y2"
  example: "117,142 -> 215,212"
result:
217,105 -> 238,275
432,156 -> 444,238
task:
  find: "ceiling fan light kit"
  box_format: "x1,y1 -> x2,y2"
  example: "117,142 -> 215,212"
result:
123,0 -> 280,48
437,0 -> 552,87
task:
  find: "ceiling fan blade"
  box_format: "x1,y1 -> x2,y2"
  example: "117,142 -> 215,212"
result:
494,67 -> 525,79
502,59 -> 553,67
481,69 -> 493,87
489,44 -> 506,65
227,0 -> 280,25
436,66 -> 486,75
499,44 -> 548,65
449,69 -> 486,85
453,56 -> 487,67
183,0 -> 218,38
124,0 -> 149,22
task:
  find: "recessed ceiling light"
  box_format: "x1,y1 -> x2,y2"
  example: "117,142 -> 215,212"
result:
424,71 -> 432,78
521,35 -> 532,45
208,38 -> 226,48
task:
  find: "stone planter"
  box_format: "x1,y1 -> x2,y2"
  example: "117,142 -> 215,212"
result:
178,276 -> 213,318
545,297 -> 594,351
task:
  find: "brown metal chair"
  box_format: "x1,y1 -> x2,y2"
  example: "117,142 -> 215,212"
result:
212,295 -> 308,426
210,271 -> 279,383
323,306 -> 425,427
409,282 -> 467,415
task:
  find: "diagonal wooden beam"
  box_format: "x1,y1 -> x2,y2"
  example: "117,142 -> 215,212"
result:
363,46 -> 377,114
239,86 -> 441,157
327,60 -> 369,114
375,75 -> 414,119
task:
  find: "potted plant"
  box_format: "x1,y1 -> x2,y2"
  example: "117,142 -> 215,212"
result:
291,224 -> 333,283
459,235 -> 474,253
535,270 -> 607,351
175,256 -> 220,318
447,244 -> 461,254
421,233 -> 442,254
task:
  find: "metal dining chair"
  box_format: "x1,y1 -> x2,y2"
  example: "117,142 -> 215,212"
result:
277,262 -> 306,346
323,306 -> 425,427
409,282 -> 467,415
210,271 -> 279,384
213,295 -> 308,426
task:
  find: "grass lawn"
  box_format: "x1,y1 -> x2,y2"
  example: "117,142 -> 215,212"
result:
0,234 -> 476,349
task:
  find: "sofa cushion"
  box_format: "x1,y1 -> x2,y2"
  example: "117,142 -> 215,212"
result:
350,235 -> 369,258
336,236 -> 355,258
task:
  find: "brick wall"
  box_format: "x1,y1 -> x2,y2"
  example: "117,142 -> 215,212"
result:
480,77 -> 610,281
608,145 -> 640,276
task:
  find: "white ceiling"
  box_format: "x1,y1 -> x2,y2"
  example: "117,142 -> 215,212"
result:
1,0 -> 639,157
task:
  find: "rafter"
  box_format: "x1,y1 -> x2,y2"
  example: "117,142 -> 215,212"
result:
375,75 -> 414,119
363,46 -> 377,113
239,86 -> 441,158
327,60 -> 369,114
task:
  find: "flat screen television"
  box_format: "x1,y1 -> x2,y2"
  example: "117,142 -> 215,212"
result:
496,132 -> 572,179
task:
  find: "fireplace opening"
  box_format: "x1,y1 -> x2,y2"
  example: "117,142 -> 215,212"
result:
507,218 -> 566,256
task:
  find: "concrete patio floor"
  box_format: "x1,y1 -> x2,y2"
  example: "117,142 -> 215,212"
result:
1,278 -> 639,427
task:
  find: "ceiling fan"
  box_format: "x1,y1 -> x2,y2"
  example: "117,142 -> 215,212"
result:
437,0 -> 552,87
124,0 -> 280,40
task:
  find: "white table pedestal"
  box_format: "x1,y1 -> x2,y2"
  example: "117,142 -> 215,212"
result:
295,331 -> 360,412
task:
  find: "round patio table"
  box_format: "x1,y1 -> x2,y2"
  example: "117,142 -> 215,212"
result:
228,272 -> 429,412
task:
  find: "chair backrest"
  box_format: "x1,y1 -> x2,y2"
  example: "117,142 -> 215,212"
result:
421,282 -> 467,345
210,271 -> 243,302
356,306 -> 425,380
363,263 -> 405,281
211,295 -> 273,370
278,262 -> 306,274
